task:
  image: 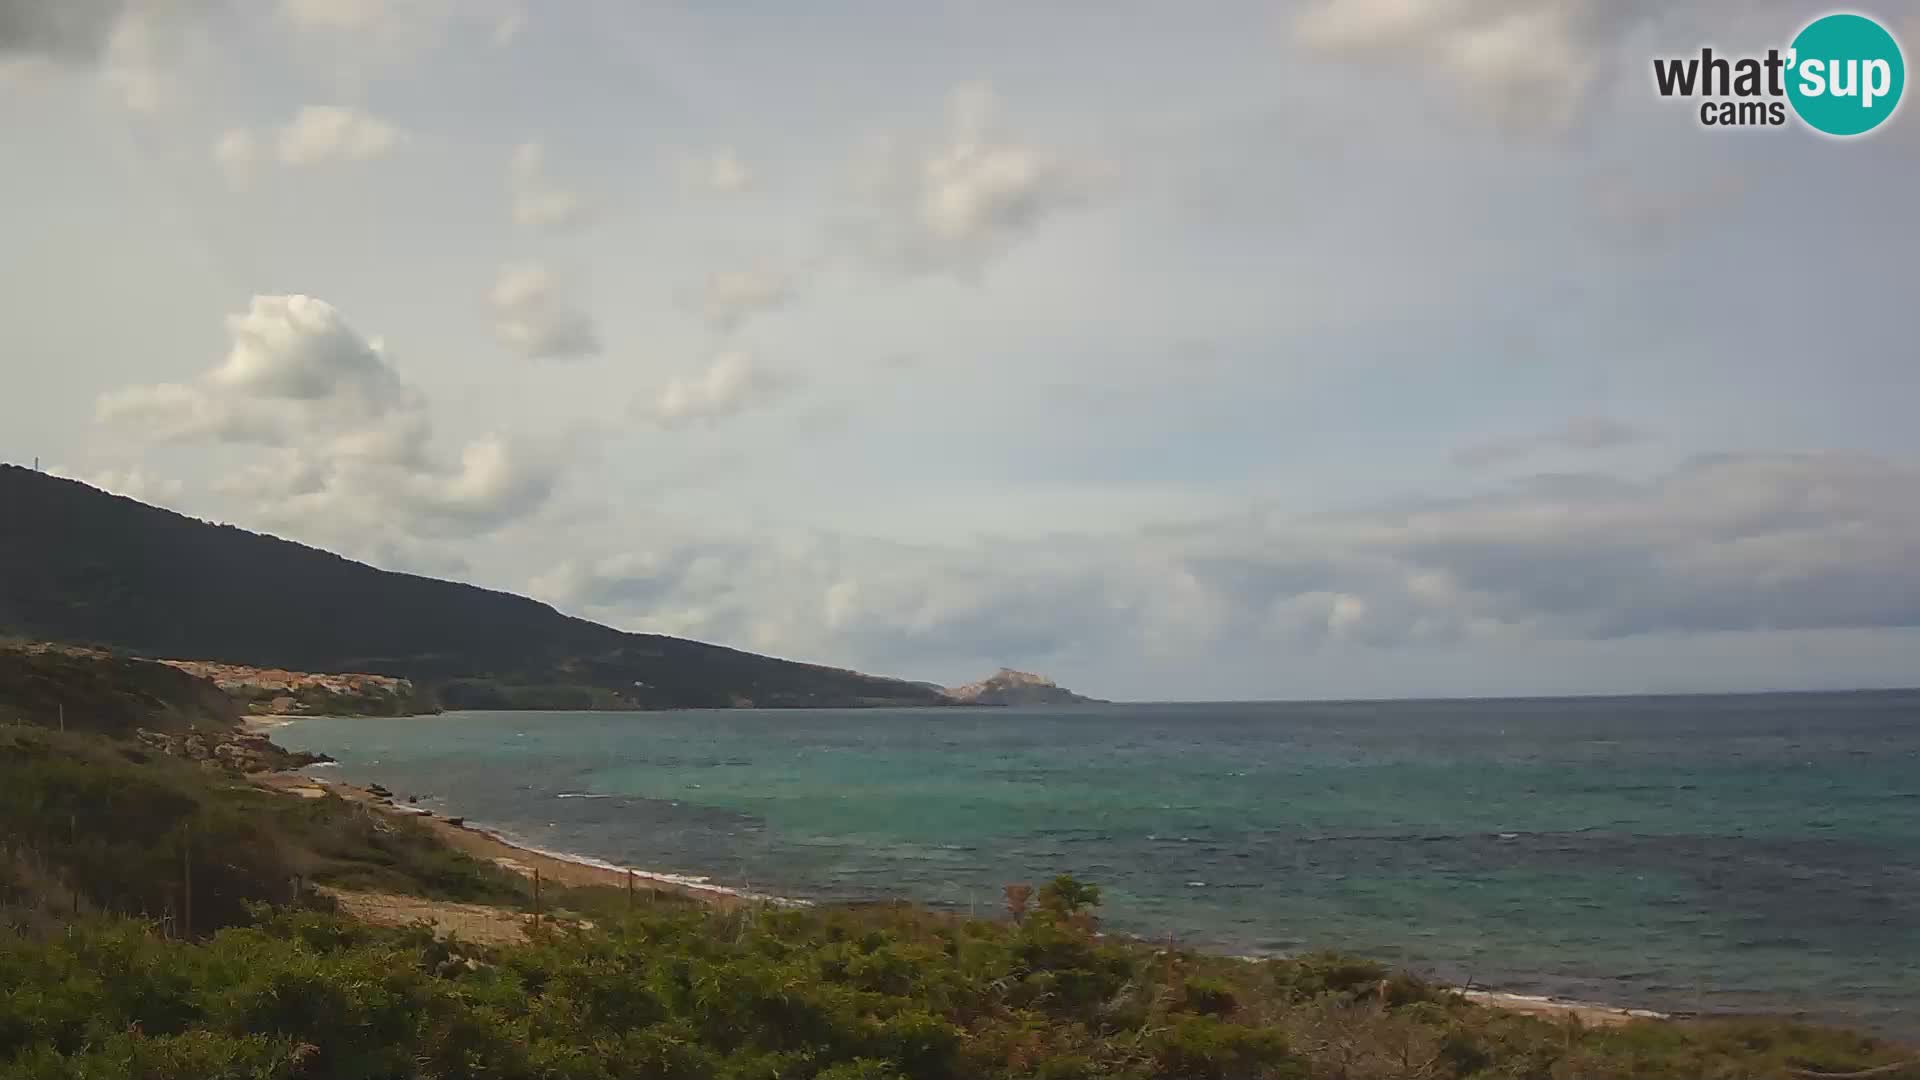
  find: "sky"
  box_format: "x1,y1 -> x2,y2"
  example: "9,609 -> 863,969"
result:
3,0 -> 1918,701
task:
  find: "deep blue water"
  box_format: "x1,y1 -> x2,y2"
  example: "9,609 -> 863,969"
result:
274,692 -> 1920,1033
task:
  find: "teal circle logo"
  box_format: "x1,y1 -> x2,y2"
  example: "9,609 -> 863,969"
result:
1786,13 -> 1906,136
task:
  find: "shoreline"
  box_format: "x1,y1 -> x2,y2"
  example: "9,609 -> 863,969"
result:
254,771 -> 763,910
253,765 -> 1663,1028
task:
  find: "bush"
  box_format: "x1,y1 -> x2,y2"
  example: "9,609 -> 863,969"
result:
1182,976 -> 1240,1017
1152,1016 -> 1305,1079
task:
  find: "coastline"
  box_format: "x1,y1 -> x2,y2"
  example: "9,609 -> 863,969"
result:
254,770 -> 759,910
253,765 -> 1662,1029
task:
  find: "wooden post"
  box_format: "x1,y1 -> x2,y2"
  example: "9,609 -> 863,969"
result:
58,703 -> 64,733
626,869 -> 635,911
532,869 -> 541,922
181,826 -> 192,939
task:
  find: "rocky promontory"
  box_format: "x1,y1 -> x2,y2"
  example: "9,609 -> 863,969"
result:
156,659 -> 430,717
943,668 -> 1105,706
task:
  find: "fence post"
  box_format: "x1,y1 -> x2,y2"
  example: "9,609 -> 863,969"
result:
533,869 -> 541,922
181,825 -> 192,939
627,869 -> 634,912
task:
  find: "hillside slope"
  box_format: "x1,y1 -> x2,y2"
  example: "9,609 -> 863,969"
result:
0,644 -> 239,735
0,466 -> 946,709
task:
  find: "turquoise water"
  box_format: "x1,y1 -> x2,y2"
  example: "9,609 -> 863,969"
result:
274,693 -> 1920,1033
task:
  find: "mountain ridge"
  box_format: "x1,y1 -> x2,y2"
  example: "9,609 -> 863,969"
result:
0,465 -> 948,710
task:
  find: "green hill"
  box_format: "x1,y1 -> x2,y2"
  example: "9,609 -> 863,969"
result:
0,466 -> 945,710
0,644 -> 239,735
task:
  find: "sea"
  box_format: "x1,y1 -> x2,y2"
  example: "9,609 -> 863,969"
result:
272,692 -> 1920,1035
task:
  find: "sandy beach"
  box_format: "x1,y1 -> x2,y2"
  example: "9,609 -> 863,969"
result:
253,770 -> 748,910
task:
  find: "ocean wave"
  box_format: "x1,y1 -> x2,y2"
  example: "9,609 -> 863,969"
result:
555,793 -> 612,800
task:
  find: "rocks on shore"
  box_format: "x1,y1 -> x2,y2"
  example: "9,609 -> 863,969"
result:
134,726 -> 334,774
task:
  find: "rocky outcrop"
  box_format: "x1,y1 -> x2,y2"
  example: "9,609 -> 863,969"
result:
156,659 -> 427,716
134,726 -> 333,774
943,668 -> 1104,706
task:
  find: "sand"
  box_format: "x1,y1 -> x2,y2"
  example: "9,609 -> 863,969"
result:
253,771 -> 745,910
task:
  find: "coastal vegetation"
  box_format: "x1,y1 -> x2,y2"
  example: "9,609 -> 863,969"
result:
2,842 -> 1909,1079
1,673 -> 1913,1079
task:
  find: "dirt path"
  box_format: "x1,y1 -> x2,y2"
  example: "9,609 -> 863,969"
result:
319,888 -> 548,945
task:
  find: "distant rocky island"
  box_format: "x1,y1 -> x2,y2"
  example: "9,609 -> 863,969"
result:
941,668 -> 1105,706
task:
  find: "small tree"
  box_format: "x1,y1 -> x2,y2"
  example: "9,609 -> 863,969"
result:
1036,875 -> 1101,932
1003,883 -> 1032,923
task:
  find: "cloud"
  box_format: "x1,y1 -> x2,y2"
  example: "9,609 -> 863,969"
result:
639,352 -> 797,428
508,142 -> 593,231
531,452 -> 1920,681
276,105 -> 404,165
212,129 -> 257,190
1293,0 -> 1665,130
0,1 -> 129,60
98,295 -> 563,551
210,107 -> 401,188
0,0 -> 207,110
692,267 -> 794,333
489,265 -> 600,360
848,83 -> 1092,275
676,149 -> 751,194
48,464 -> 184,505
1453,415 -> 1645,468
278,0 -> 524,54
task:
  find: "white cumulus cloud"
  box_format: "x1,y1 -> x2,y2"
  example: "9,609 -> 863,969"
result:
692,267 -> 794,333
1292,0 -> 1700,131
97,294 -> 564,554
640,352 -> 797,428
489,264 -> 601,360
508,142 -> 593,231
849,83 -> 1092,275
276,105 -> 404,165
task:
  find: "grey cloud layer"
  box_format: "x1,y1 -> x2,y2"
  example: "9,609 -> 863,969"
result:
1453,416 -> 1645,468
0,0 -> 131,60
534,453 -> 1920,675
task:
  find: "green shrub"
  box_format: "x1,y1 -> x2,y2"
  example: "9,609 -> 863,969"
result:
1182,976 -> 1240,1017
1152,1015 -> 1305,1079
